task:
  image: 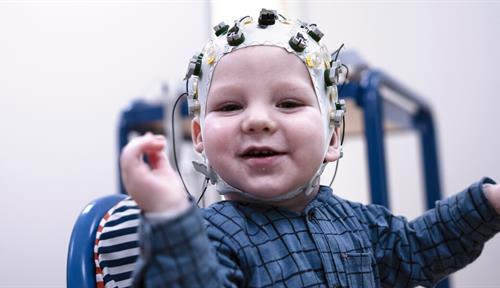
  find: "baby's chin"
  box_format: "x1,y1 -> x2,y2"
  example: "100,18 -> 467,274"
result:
222,184 -> 320,212
223,190 -> 283,203
224,181 -> 296,201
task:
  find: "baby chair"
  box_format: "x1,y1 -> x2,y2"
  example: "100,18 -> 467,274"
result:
67,194 -> 127,288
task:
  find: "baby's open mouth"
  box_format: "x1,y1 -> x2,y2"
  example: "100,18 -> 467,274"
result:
241,148 -> 284,158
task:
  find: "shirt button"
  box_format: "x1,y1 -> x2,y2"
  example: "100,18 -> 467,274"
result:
307,210 -> 315,221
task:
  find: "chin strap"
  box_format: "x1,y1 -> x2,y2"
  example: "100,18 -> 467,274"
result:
192,161 -> 218,184
192,160 -> 326,202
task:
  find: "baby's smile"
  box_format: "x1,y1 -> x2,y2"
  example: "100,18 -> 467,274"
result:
239,145 -> 287,170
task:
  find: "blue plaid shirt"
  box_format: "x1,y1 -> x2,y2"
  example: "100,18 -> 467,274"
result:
133,178 -> 500,287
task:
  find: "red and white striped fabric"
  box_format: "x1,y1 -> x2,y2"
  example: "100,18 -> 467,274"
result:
94,197 -> 140,288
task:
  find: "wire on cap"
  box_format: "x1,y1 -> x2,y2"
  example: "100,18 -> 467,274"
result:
239,16 -> 253,25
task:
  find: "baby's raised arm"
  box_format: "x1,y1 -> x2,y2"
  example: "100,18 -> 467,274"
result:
120,132 -> 190,214
361,178 -> 500,287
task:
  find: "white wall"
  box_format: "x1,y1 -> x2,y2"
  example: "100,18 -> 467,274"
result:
1,1 -> 499,287
0,2 -> 208,287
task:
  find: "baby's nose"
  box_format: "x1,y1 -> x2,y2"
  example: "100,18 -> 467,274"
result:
241,107 -> 277,133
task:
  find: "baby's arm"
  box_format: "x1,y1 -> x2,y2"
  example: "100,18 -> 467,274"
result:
121,133 -> 243,287
363,178 -> 500,287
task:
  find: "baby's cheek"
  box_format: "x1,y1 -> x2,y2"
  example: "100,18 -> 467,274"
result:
203,123 -> 233,157
291,122 -> 326,161
294,119 -> 325,143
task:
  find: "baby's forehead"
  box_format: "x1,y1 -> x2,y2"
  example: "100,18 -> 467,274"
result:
215,45 -> 307,69
209,45 -> 314,88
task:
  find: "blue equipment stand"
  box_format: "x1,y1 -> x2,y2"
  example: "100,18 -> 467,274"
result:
340,69 -> 449,288
117,100 -> 165,195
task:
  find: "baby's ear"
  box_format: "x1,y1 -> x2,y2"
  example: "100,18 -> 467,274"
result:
324,127 -> 341,162
191,117 -> 204,153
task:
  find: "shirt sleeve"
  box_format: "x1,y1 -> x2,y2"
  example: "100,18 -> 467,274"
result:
131,204 -> 243,288
364,177 -> 500,287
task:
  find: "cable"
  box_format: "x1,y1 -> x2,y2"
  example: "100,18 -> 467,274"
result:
239,15 -> 251,23
329,157 -> 340,187
341,114 -> 345,145
329,115 -> 345,187
171,91 -> 194,202
278,13 -> 287,21
172,79 -> 210,206
197,178 -> 210,205
331,43 -> 345,64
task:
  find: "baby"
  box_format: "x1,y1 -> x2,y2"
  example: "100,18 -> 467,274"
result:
120,9 -> 500,287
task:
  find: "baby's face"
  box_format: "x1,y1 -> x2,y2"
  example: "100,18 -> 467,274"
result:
193,46 -> 331,200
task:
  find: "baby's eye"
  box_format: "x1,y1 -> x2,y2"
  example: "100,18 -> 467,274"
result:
277,100 -> 303,109
218,103 -> 242,112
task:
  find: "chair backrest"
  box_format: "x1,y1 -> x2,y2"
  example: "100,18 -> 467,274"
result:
67,194 -> 127,288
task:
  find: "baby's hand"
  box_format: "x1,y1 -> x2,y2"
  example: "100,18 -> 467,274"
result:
120,132 -> 190,213
483,183 -> 500,215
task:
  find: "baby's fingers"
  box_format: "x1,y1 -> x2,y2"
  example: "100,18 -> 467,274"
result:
147,147 -> 170,171
121,133 -> 166,169
483,183 -> 500,214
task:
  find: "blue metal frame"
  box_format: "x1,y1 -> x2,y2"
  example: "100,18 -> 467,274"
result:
117,100 -> 164,194
340,69 -> 448,288
67,194 -> 127,288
